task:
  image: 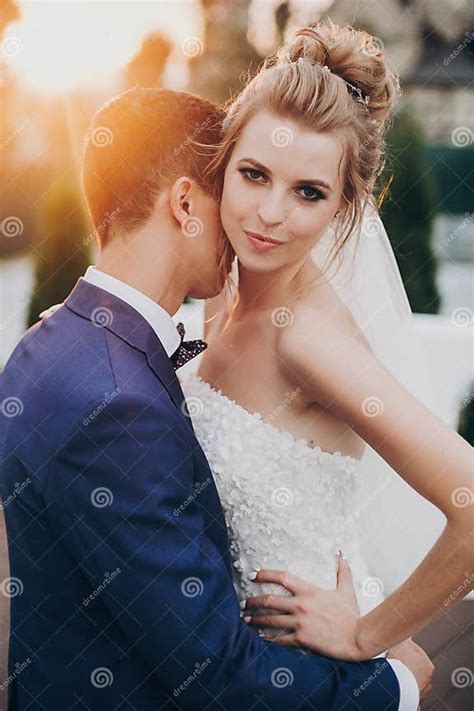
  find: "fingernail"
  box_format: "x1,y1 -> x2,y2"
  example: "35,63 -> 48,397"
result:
243,616 -> 251,623
239,600 -> 246,609
248,570 -> 259,580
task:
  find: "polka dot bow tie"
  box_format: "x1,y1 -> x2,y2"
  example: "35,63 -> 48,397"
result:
170,322 -> 208,370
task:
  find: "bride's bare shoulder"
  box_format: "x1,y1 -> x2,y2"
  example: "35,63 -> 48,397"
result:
276,277 -> 374,380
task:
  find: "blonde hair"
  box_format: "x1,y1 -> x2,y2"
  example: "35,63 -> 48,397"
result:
203,19 -> 401,284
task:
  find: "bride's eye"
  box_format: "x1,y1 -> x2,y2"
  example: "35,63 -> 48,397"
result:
296,185 -> 326,202
239,167 -> 266,183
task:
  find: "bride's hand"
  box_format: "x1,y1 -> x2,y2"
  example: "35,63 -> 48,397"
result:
242,553 -> 367,661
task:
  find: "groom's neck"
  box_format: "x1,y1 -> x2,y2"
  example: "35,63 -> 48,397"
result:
95,232 -> 188,316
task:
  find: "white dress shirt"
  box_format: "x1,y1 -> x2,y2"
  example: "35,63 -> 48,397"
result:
83,266 -> 420,711
390,658 -> 420,710
83,266 -> 181,357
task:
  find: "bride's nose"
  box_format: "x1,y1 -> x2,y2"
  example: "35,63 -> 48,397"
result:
256,191 -> 287,230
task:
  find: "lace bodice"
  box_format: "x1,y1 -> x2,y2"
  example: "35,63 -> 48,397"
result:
181,373 -> 385,630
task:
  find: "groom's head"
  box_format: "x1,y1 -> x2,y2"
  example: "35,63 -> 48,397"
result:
82,87 -> 233,298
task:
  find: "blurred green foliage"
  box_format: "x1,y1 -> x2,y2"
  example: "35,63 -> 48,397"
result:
27,178 -> 91,327
380,104 -> 441,314
425,144 -> 474,215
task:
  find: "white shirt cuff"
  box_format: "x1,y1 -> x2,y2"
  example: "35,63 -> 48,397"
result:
387,659 -> 420,710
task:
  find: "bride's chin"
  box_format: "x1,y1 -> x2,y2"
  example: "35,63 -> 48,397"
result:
232,243 -> 282,272
235,253 -> 282,273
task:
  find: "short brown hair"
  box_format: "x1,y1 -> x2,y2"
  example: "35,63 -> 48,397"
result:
82,87 -> 226,245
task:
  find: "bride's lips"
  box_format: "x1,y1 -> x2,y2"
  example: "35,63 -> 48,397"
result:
244,230 -> 285,252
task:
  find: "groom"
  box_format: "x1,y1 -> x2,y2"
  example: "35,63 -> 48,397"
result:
0,88 -> 423,709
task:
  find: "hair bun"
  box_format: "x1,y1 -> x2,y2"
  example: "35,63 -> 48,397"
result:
279,19 -> 400,124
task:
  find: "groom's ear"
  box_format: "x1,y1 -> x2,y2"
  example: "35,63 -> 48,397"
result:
168,176 -> 195,229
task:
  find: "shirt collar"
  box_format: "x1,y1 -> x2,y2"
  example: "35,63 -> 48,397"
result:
83,266 -> 181,358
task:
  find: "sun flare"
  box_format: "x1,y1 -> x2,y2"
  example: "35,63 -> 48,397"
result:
3,1 -> 200,95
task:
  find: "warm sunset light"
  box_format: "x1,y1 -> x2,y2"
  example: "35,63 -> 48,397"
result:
2,0 -> 201,94
1,5 -> 472,708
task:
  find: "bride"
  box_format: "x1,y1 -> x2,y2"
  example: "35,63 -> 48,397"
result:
180,19 -> 473,670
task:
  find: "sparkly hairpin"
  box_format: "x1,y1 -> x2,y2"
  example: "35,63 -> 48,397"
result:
321,64 -> 370,108
291,57 -> 370,109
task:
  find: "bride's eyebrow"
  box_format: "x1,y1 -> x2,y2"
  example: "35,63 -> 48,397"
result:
237,157 -> 333,192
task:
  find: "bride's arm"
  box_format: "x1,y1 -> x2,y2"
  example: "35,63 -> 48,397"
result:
244,305 -> 473,660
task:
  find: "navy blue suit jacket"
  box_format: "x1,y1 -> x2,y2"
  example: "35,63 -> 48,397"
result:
0,278 -> 401,709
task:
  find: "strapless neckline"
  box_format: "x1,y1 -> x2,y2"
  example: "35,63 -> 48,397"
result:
188,374 -> 362,467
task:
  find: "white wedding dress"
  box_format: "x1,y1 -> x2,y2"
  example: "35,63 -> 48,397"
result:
181,371 -> 386,641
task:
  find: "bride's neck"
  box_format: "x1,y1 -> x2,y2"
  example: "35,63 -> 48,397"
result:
232,258 -> 317,320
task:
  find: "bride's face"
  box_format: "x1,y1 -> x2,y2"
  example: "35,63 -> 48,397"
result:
220,110 -> 345,272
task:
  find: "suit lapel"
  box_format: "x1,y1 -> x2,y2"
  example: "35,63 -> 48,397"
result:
143,329 -> 189,414
64,278 -> 189,414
